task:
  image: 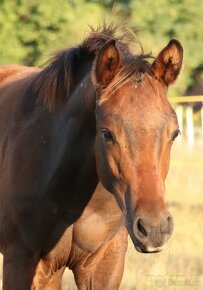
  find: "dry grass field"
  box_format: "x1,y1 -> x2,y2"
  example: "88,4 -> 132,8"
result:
1,141 -> 203,289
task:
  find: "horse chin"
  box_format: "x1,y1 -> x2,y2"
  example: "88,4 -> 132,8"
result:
129,232 -> 165,254
134,244 -> 164,254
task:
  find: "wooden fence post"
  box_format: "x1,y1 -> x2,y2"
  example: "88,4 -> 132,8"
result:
175,105 -> 183,140
186,106 -> 194,146
170,96 -> 203,145
201,104 -> 203,138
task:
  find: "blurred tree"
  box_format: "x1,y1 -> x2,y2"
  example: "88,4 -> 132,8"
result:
0,0 -> 105,65
0,0 -> 203,95
129,0 -> 203,96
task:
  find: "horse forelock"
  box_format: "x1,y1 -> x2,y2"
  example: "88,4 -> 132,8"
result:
99,54 -> 153,104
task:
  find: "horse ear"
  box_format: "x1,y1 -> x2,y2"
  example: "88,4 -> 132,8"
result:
93,39 -> 121,88
152,39 -> 183,86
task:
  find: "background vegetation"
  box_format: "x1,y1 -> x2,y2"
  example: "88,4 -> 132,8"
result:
0,0 -> 203,97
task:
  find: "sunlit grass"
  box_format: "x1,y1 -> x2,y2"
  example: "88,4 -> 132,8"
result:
1,141 -> 203,289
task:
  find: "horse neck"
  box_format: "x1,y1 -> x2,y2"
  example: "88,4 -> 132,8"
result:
64,84 -> 124,223
47,74 -> 98,215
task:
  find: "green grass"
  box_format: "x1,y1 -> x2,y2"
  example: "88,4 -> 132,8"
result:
1,141 -> 203,289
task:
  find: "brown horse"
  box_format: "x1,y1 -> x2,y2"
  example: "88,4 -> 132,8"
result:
0,25 -> 183,289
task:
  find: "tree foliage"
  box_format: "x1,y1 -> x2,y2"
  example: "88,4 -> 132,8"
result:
0,0 -> 105,65
0,0 -> 203,95
129,0 -> 203,95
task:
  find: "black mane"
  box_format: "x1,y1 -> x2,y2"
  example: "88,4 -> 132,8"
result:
33,24 -> 152,111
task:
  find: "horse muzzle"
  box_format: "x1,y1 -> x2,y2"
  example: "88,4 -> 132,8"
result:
128,210 -> 174,254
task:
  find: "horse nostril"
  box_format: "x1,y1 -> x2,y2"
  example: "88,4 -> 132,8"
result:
137,218 -> 148,237
161,213 -> 173,235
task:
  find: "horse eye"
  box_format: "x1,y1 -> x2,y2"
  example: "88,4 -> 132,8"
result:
101,129 -> 114,142
171,129 -> 180,141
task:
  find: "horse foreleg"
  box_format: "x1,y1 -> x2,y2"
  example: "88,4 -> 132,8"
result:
43,266 -> 65,290
72,226 -> 128,290
3,243 -> 38,290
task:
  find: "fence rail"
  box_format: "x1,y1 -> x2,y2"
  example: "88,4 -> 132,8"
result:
170,96 -> 203,103
170,95 -> 203,146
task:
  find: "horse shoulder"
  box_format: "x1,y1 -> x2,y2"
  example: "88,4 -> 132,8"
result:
68,184 -> 124,267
